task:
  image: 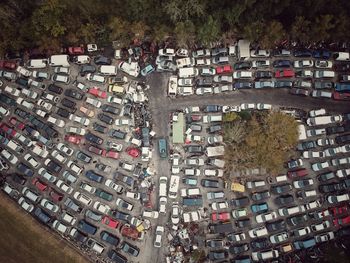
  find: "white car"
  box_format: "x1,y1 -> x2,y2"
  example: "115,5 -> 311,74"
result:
294,60 -> 314,68
213,85 -> 232,94
311,220 -> 331,232
5,86 -> 21,97
250,49 -> 270,57
195,87 -> 213,95
55,179 -> 73,194
252,250 -> 279,262
171,203 -> 181,225
35,109 -> 47,118
249,226 -> 268,238
16,98 -> 34,110
256,212 -> 277,223
204,169 -> 223,177
185,158 -> 205,166
302,151 -> 325,159
24,153 -> 39,168
240,103 -> 256,110
229,232 -> 246,242
178,78 -> 194,86
126,191 -> 140,200
315,231 -> 335,243
31,143 -> 49,158
159,196 -> 167,214
1,149 -> 18,164
79,181 -> 96,194
256,103 -> 272,110
293,178 -> 314,189
154,226 -> 164,248
22,88 -> 38,99
67,161 -> 83,175
143,210 -> 159,219
40,198 -> 59,213
311,161 -> 329,171
159,48 -> 175,56
52,73 -> 70,84
327,193 -> 350,204
324,147 -> 340,157
315,60 -> 333,68
211,201 -> 229,211
51,150 -> 67,164
54,67 -> 70,74
232,208 -> 248,219
233,71 -> 252,79
317,138 -> 335,147
195,58 -> 211,66
309,108 -> 326,117
336,169 -> 350,178
214,75 -> 234,82
65,126 -> 86,136
56,143 -> 74,156
293,226 -> 311,237
41,92 -> 59,103
107,96 -> 124,105
73,55 -> 91,64
105,179 -> 124,194
270,232 -> 288,244
52,220 -> 69,234
18,197 -> 34,212
116,198 -> 133,211
222,105 -> 241,112
32,71 -> 50,79
73,192 -> 92,206
38,168 -> 57,183
47,116 -> 65,128
85,97 -> 102,108
93,201 -> 110,214
69,114 -> 90,126
118,61 -> 140,77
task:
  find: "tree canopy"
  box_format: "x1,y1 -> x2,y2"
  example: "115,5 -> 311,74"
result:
224,111 -> 299,175
0,0 -> 350,55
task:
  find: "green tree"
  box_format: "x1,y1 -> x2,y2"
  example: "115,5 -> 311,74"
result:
108,17 -> 131,46
291,16 -> 311,43
310,15 -> 335,42
130,21 -> 150,41
260,20 -> 286,48
174,20 -> 195,47
163,0 -> 205,23
242,20 -> 265,43
197,16 -> 220,46
152,25 -> 171,43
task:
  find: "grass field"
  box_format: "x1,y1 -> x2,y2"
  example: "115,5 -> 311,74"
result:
0,194 -> 87,263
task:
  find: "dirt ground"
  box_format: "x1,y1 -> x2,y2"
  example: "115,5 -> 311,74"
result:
0,193 -> 88,263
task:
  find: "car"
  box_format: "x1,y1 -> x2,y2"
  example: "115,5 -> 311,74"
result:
16,162 -> 34,176
231,208 -> 248,219
251,203 -> 268,214
211,201 -> 228,211
294,238 -> 316,250
287,214 -> 309,227
315,231 -> 335,243
230,196 -> 249,208
311,161 -> 329,171
154,226 -> 164,248
255,81 -> 274,88
88,87 -> 107,99
211,212 -> 230,222
251,191 -> 270,202
275,195 -> 294,205
40,198 -> 59,213
287,169 -> 308,179
101,231 -> 119,246
85,132 -> 103,145
251,238 -> 270,250
24,154 -> 39,168
206,239 -> 225,248
333,215 -> 350,227
93,201 -> 111,215
293,178 -> 314,189
101,215 -> 119,229
266,220 -> 285,232
116,198 -> 133,211
64,135 -> 83,145
271,184 -> 292,194
297,141 -> 317,151
208,250 -> 228,261
311,220 -> 331,232
229,243 -> 249,255
64,89 -> 83,100
287,159 -> 303,169
270,232 -> 288,244
327,193 -> 350,204
275,69 -> 295,78
249,226 -> 268,238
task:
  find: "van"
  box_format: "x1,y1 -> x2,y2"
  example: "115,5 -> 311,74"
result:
27,59 -> 47,69
181,188 -> 200,197
168,175 -> 180,199
178,67 -> 198,78
98,65 -> 117,76
48,55 -> 70,67
159,176 -> 168,197
203,115 -> 222,123
22,187 -> 40,203
183,197 -> 203,206
178,86 -> 193,96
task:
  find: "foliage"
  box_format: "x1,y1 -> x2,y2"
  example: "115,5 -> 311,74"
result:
197,16 -> 221,46
174,20 -> 195,47
223,112 -> 239,122
224,111 -> 299,175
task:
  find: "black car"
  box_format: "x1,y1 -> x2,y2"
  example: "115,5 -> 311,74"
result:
314,81 -> 334,90
196,77 -> 213,86
206,239 -> 225,248
251,238 -> 270,250
266,220 -> 285,232
326,125 -> 347,135
48,84 -> 63,94
203,105 -> 222,113
109,129 -> 127,140
123,104 -> 133,117
287,214 -> 308,226
201,179 -> 221,188
56,107 -> 70,118
110,210 -> 130,222
230,197 -> 250,207
107,250 -> 127,263
64,89 -> 83,100
235,218 -> 250,228
114,172 -> 134,187
120,241 -> 139,257
93,123 -> 108,133
94,55 -> 111,65
98,113 -> 114,125
293,49 -> 312,57
319,182 -> 343,193
185,145 -> 204,154
234,82 -> 253,89
234,62 -> 252,70
336,226 -> 350,238
15,107 -> 29,119
229,243 -> 249,255
317,172 -> 336,182
11,173 -> 26,185
45,159 -> 62,174
275,194 -> 294,205
101,231 -> 120,246
297,140 -> 317,151
335,134 -> 350,144
273,60 -> 292,68
271,184 -> 292,194
255,71 -> 273,79
34,207 -> 52,224
76,151 -> 92,163
85,132 -> 103,145
101,105 -> 119,115
251,190 -> 271,202
80,64 -> 96,76
61,98 -> 77,109
16,162 -> 34,177
208,250 -> 228,261
0,94 -> 16,106
275,81 -> 293,88
289,88 -> 310,96
71,229 -> 87,243
16,77 -> 29,87
208,124 -> 222,133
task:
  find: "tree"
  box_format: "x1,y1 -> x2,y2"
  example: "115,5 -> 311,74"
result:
163,0 -> 205,23
309,15 -> 335,42
152,25 -> 171,43
108,17 -> 131,46
260,20 -> 286,48
174,20 -> 195,47
130,21 -> 150,41
290,16 -> 311,43
242,20 -> 265,43
197,16 -> 220,46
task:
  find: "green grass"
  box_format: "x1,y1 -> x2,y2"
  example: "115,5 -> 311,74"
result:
0,194 -> 87,263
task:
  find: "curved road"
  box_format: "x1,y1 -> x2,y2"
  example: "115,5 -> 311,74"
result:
143,72 -> 350,263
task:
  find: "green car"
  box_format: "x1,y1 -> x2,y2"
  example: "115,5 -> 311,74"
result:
95,189 -> 113,201
158,138 -> 167,158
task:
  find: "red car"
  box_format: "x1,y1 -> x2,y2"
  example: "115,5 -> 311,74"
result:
333,91 -> 350,101
329,205 -> 348,216
64,135 -> 83,145
333,215 -> 350,227
0,60 -> 17,70
49,189 -> 64,202
32,178 -> 48,192
287,169 -> 308,179
102,216 -> 119,229
126,147 -> 141,158
88,87 -> 107,99
0,123 -> 17,137
87,145 -> 106,156
67,46 -> 84,55
211,212 -> 230,222
216,65 -> 233,74
9,117 -> 25,130
275,69 -> 295,78
105,150 -> 119,159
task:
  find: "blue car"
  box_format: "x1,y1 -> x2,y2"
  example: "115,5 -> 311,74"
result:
251,203 -> 268,214
293,49 -> 312,57
85,170 -> 104,183
141,64 -> 155,76
312,50 -> 331,59
273,60 -> 292,68
294,238 -> 316,249
335,83 -> 350,93
17,162 -> 34,177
